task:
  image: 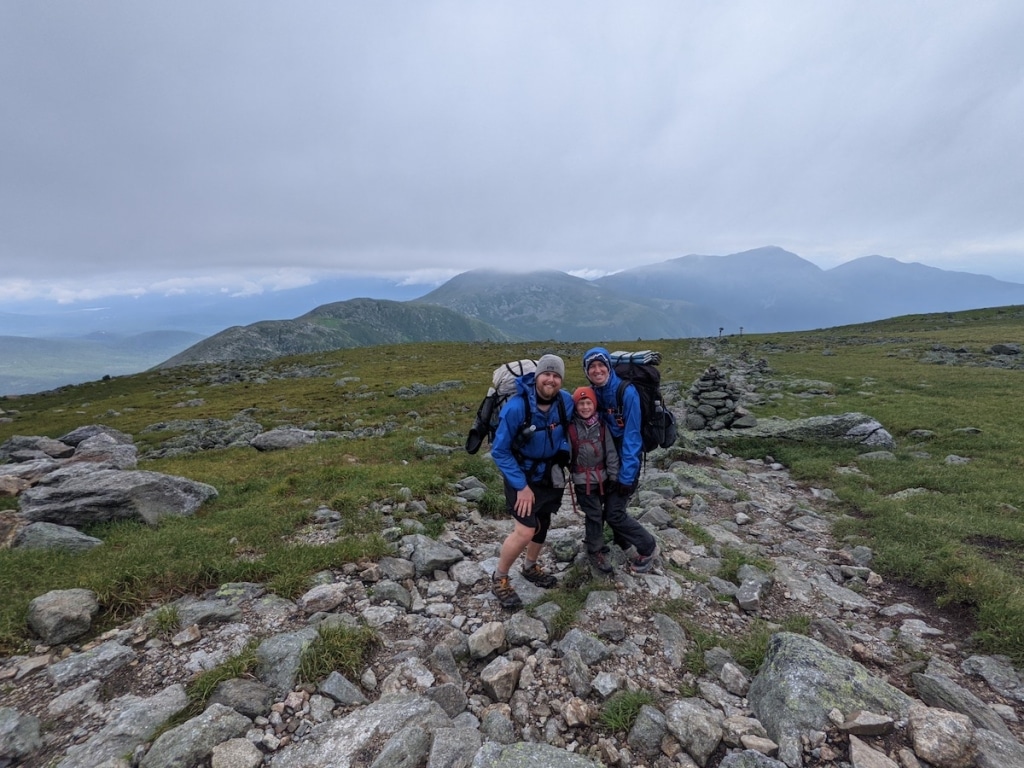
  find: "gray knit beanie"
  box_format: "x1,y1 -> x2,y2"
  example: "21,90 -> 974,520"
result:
535,354 -> 565,379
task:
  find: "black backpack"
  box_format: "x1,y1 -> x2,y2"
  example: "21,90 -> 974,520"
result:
465,360 -> 536,454
612,354 -> 678,453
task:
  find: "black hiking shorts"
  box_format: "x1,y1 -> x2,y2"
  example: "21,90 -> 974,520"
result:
503,480 -> 564,544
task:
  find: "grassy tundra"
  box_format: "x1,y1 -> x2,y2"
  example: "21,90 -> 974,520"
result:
1,306 -> 1023,664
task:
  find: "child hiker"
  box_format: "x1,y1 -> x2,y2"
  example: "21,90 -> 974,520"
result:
569,386 -> 617,574
569,385 -> 659,575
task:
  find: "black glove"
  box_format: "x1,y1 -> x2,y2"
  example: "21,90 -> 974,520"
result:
616,482 -> 636,497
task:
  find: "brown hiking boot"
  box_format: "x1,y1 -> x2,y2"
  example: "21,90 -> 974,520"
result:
491,574 -> 523,610
631,544 -> 660,574
521,562 -> 557,588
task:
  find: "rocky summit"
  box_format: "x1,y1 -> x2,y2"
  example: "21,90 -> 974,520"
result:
2,431 -> 1024,767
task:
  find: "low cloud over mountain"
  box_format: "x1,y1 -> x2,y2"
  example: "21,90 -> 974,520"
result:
7,248 -> 1024,390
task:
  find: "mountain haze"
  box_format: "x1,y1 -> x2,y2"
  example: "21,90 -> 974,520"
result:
0,276 -> 428,339
597,246 -> 1024,332
596,247 -> 845,331
0,331 -> 203,395
10,247 -> 1024,388
826,255 -> 1024,323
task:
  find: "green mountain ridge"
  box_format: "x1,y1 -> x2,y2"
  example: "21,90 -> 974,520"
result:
157,298 -> 513,368
158,273 -> 729,371
414,269 -> 726,341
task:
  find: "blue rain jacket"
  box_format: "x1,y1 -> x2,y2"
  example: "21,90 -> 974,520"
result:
491,372 -> 574,490
583,346 -> 643,486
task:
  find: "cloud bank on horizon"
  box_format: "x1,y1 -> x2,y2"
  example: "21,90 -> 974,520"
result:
2,1 -> 1023,305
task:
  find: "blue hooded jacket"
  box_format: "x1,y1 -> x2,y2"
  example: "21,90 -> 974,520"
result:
583,346 -> 642,486
491,371 -> 574,490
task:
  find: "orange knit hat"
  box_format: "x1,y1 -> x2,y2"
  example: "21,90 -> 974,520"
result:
572,386 -> 597,405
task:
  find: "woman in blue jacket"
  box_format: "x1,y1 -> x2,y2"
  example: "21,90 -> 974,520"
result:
582,346 -> 659,573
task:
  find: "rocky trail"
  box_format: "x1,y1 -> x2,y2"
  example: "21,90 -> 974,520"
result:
4,427 -> 1024,768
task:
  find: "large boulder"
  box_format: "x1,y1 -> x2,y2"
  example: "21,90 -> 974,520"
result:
0,435 -> 75,462
14,522 -> 103,552
747,633 -> 913,766
19,468 -> 218,527
250,427 -> 317,451
0,458 -> 62,487
26,588 -> 100,645
138,703 -> 251,768
0,707 -> 43,764
272,693 -> 452,768
70,433 -> 139,469
56,684 -> 188,768
57,425 -> 134,447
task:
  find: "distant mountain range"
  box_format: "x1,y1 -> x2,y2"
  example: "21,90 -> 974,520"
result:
5,247 -> 1024,394
0,331 -> 203,395
161,247 -> 1024,368
592,247 -> 1024,332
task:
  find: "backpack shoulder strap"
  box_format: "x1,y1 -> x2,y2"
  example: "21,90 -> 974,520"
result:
520,390 -> 532,429
556,393 -> 569,431
615,379 -> 632,414
510,391 -> 533,467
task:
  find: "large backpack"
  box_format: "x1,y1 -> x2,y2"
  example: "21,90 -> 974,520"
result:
465,359 -> 536,454
610,350 -> 678,453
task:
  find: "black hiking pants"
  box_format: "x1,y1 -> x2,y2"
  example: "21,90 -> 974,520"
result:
575,485 -> 610,556
604,492 -> 656,558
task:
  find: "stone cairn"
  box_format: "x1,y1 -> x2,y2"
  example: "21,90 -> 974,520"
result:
683,365 -> 757,431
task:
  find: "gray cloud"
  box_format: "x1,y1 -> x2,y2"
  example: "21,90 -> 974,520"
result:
2,0 -> 1023,303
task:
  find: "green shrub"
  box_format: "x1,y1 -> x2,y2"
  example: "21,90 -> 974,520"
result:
300,623 -> 379,682
477,490 -> 507,518
599,690 -> 655,732
717,547 -> 773,585
148,605 -> 181,638
172,639 -> 261,723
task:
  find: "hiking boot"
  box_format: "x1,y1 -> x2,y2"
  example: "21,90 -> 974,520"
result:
631,545 -> 659,574
491,574 -> 523,611
521,562 -> 558,589
588,551 -> 614,575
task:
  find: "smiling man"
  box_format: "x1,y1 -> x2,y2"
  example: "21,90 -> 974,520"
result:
489,354 -> 574,610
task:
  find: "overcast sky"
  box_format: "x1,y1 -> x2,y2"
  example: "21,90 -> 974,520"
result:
2,1 -> 1023,305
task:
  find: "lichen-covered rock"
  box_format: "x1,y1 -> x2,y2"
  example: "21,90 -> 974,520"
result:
747,633 -> 913,766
